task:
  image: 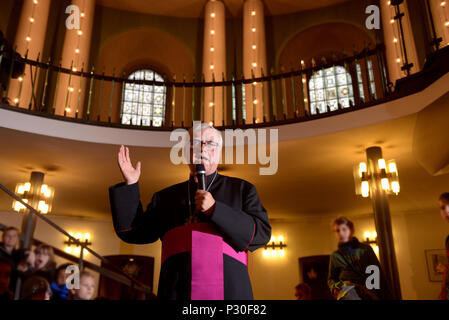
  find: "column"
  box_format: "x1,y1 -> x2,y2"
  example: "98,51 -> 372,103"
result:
380,0 -> 419,84
366,146 -> 402,300
54,0 -> 95,117
202,0 -> 226,126
9,0 -> 51,109
243,0 -> 267,124
429,0 -> 449,47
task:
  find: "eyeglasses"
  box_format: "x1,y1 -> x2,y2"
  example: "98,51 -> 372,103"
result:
190,139 -> 219,149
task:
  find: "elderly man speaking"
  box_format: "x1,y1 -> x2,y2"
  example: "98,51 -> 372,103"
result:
109,123 -> 271,300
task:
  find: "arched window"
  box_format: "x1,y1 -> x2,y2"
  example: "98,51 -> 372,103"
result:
121,69 -> 166,127
308,66 -> 353,115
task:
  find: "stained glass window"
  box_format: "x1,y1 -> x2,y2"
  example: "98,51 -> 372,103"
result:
121,69 -> 166,127
308,66 -> 353,115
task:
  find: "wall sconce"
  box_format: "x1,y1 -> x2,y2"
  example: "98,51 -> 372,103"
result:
353,158 -> 400,198
363,230 -> 379,258
263,235 -> 287,258
64,232 -> 92,256
12,182 -> 54,214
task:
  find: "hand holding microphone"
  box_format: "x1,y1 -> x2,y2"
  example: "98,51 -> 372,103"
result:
194,164 -> 215,215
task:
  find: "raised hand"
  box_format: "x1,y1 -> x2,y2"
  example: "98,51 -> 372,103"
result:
117,145 -> 141,185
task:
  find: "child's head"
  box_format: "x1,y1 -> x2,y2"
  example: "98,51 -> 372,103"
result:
0,258 -> 12,295
438,193 -> 449,223
34,244 -> 55,270
332,216 -> 354,243
2,226 -> 19,249
55,263 -> 73,286
22,276 -> 52,300
294,283 -> 312,300
71,271 -> 95,300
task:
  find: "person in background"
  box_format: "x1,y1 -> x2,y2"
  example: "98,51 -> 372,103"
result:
18,244 -> 56,284
437,192 -> 449,300
0,226 -> 20,294
294,283 -> 312,300
70,271 -> 96,300
0,257 -> 13,300
327,216 -> 391,300
21,275 -> 52,300
50,263 -> 72,300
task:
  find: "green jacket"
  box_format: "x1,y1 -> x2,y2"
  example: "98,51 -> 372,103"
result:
328,237 -> 390,299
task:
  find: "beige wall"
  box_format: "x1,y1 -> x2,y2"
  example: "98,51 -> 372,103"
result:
1,208 -> 447,300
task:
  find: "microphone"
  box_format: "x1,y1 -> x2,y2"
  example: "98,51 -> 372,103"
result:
195,164 -> 206,190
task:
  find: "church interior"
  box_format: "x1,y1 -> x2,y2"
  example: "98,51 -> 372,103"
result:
1,0 -> 449,300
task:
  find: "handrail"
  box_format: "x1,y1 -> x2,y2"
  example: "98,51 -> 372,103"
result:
0,42 -> 391,128
1,44 -> 385,87
0,184 -> 152,295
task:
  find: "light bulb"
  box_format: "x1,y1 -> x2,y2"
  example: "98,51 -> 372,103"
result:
381,178 -> 390,190
78,30 -> 83,35
252,62 -> 257,67
251,27 -> 256,32
210,47 -> 214,52
252,44 -> 256,50
359,162 -> 367,177
251,11 -> 256,16
38,201 -> 49,214
361,181 -> 370,197
29,17 -> 35,23
391,181 -> 400,194
378,159 -> 386,170
210,64 -> 214,70
26,36 -> 31,42
364,231 -> 371,240
210,12 -> 215,18
210,29 -> 215,35
388,161 -> 397,174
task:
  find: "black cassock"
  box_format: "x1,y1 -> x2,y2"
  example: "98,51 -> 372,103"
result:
109,171 -> 271,300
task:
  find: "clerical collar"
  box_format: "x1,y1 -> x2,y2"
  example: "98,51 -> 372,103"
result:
189,170 -> 218,185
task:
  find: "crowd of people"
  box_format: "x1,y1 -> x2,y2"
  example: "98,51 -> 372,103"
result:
2,192 -> 448,301
294,193 -> 449,300
0,226 -> 96,300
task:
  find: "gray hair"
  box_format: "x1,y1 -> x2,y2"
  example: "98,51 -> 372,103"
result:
190,122 -> 223,147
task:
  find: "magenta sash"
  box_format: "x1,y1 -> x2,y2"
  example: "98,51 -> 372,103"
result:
161,222 -> 248,300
